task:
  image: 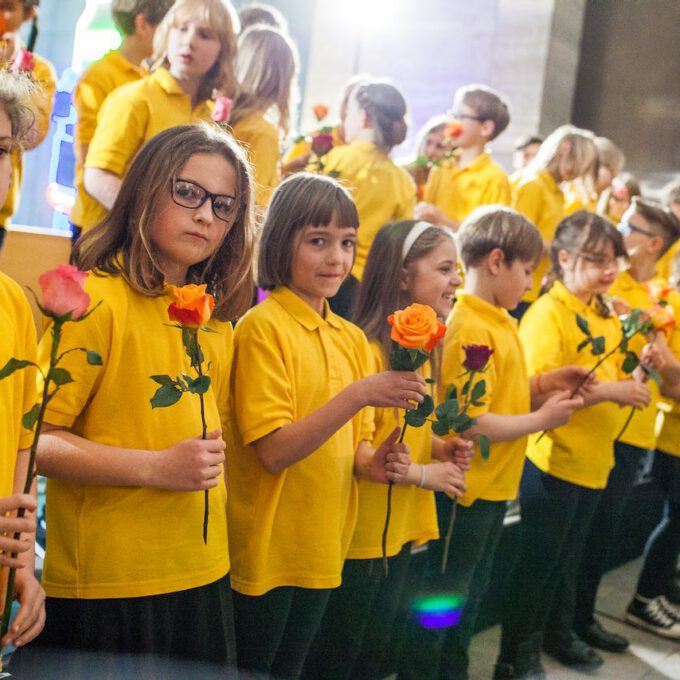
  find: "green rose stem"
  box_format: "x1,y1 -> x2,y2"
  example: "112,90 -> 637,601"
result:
381,423 -> 408,577
0,320 -> 61,641
615,407 -> 636,443
196,353 -> 209,545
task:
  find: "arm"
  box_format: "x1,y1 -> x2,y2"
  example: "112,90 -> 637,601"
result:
529,365 -> 597,408
413,202 -> 459,231
83,167 -> 122,210
37,425 -> 226,491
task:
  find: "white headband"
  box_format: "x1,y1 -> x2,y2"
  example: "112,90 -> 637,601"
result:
401,220 -> 456,262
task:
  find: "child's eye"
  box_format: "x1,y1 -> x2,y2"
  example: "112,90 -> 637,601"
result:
342,239 -> 356,249
0,146 -> 10,157
198,28 -> 217,40
310,237 -> 325,246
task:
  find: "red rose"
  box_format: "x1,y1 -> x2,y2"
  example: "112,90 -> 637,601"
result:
38,264 -> 90,320
462,344 -> 493,371
311,132 -> 334,158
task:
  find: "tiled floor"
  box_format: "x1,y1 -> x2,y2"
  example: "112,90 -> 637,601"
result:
468,558 -> 680,679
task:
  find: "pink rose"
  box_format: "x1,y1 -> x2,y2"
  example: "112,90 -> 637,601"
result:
38,264 -> 90,320
211,97 -> 232,123
11,48 -> 35,73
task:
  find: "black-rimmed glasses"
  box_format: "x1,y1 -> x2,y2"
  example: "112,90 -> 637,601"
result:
618,222 -> 657,238
171,178 -> 237,222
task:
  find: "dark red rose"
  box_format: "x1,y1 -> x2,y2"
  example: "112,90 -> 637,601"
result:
311,132 -> 334,158
462,344 -> 493,371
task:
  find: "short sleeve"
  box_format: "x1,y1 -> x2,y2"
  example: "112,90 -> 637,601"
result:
518,303 -> 566,376
512,179 -> 543,226
17,296 -> 38,450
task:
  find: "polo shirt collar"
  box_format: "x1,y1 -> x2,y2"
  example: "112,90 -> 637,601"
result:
108,50 -> 145,77
151,67 -> 186,96
549,280 -> 592,316
455,291 -> 516,328
538,169 -> 561,194
271,287 -> 343,330
615,269 -> 639,293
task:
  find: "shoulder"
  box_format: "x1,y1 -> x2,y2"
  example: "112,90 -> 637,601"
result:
0,271 -> 32,324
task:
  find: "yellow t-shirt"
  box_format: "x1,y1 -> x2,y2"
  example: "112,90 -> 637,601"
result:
609,270 -> 661,450
314,140 -> 415,280
82,67 -> 213,232
0,52 -> 56,226
227,286 -> 375,595
347,341 -> 438,559
40,273 -> 231,599
656,240 -> 680,282
0,272 -> 37,496
424,151 -> 511,224
562,179 -> 598,215
231,113 -> 280,208
441,292 -> 530,506
521,281 -> 625,488
512,169 -> 565,302
70,51 -> 145,229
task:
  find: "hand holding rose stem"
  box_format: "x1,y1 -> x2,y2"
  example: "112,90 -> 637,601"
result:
381,304 -> 446,575
0,265 -> 102,640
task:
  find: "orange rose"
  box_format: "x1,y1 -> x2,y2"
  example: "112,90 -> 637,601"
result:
388,303 -> 446,352
648,303 -> 675,335
312,103 -> 329,122
647,279 -> 674,302
168,284 -> 214,327
444,120 -> 464,140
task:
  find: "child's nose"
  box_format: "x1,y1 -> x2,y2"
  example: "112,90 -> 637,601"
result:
194,198 -> 214,223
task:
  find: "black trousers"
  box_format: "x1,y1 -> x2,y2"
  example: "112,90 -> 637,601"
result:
399,497 -> 507,680
572,441 -> 645,630
499,460 -> 601,660
233,586 -> 331,679
302,544 -> 411,680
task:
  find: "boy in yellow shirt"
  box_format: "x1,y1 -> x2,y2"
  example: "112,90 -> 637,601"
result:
70,0 -> 172,241
400,206 -> 585,680
415,85 -> 512,231
572,198 -> 680,647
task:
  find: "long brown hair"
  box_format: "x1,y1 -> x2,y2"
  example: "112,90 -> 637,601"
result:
72,123 -> 255,322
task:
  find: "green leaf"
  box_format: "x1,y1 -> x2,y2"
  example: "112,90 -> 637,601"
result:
590,336 -> 606,356
187,375 -> 211,395
479,434 -> 490,461
49,367 -> 73,386
415,154 -> 429,167
327,169 -> 341,179
0,357 -> 33,379
470,379 -> 486,403
575,313 -> 590,337
451,413 -> 474,433
576,339 -> 590,353
432,419 -> 450,436
404,410 -> 427,427
445,385 -> 457,401
86,350 -> 103,366
199,325 -> 218,334
425,377 -> 435,384
621,351 -> 639,374
150,383 -> 183,408
620,336 -> 628,353
21,403 -> 40,431
435,398 -> 459,423
461,376 -> 471,396
150,374 -> 175,386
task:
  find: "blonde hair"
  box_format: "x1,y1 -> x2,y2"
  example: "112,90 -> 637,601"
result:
151,0 -> 239,101
73,123 -> 255,322
594,136 -> 625,175
529,124 -> 598,186
0,70 -> 35,146
229,25 -> 298,135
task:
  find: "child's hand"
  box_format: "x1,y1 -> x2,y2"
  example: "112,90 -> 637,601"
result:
0,494 -> 37,568
369,427 -> 411,484
545,366 -> 598,396
438,437 -> 474,470
640,341 -> 666,374
611,296 -> 631,317
421,462 -> 466,498
2,570 -> 45,648
609,380 -> 651,409
414,202 -> 458,230
157,430 -> 226,491
537,390 -> 584,430
355,371 -> 427,410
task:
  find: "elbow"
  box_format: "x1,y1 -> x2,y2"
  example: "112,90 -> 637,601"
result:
254,447 -> 285,475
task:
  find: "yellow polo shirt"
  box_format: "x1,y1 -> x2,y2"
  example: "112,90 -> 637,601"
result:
228,287 -> 375,595
521,282 -> 625,488
82,67 -> 213,232
0,272 -> 37,496
40,273 -> 231,599
314,140 -> 415,280
347,342 -> 438,559
0,52 -> 56,226
441,292 -> 530,506
609,270 -> 661,450
71,51 -> 145,229
231,113 -> 280,207
424,151 -> 511,224
562,179 -> 597,215
513,169 -> 565,302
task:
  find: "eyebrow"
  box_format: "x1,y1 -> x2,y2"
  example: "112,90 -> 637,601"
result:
0,137 -> 13,145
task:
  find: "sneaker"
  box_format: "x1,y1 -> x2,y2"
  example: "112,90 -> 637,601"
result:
493,661 -> 547,680
543,631 -> 603,672
659,596 -> 680,622
626,595 -> 680,639
577,619 -> 629,653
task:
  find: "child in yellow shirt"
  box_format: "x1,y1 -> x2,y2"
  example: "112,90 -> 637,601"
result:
70,0 -> 172,241
230,24 -> 298,208
416,84 -> 512,231
497,212 -> 652,679
0,0 -> 55,248
31,123 -> 254,666
656,180 -> 680,280
228,174 -> 425,679
512,125 -> 598,315
401,206 -> 586,680
304,220 -> 472,680
401,115 -> 450,199
596,172 -> 641,226
82,0 -> 238,231
312,78 -> 415,318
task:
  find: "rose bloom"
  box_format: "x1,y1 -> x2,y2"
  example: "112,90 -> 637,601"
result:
211,96 -> 232,123
311,132 -> 334,158
462,344 -> 494,371
168,284 -> 215,327
38,264 -> 90,320
444,121 -> 464,140
11,48 -> 35,73
648,303 -> 675,335
647,279 -> 674,302
312,103 -> 329,121
388,303 -> 446,352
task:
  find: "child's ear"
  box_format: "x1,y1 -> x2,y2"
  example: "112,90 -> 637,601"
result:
486,247 -> 505,274
400,267 -> 411,291
649,235 -> 665,257
480,119 -> 495,141
557,248 -> 572,269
